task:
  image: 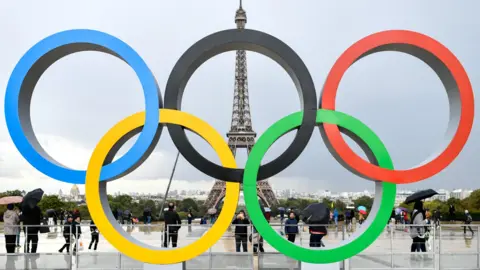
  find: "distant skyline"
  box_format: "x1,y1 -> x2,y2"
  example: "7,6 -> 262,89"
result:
0,1 -> 479,194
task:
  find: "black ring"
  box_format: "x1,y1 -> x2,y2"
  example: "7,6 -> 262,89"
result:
164,29 -> 317,183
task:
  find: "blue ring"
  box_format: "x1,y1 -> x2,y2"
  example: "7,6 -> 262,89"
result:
4,29 -> 161,184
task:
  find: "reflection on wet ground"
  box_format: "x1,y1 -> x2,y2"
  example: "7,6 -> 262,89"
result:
0,223 -> 477,269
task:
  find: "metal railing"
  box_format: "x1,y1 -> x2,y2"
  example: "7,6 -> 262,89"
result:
0,222 -> 477,269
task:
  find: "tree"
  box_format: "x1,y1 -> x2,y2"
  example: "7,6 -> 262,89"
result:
333,200 -> 346,212
38,195 -> 65,212
353,196 -> 373,210
179,198 -> 199,212
464,190 -> 480,210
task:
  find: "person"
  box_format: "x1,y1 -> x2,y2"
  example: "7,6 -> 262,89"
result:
345,210 -> 352,231
410,201 -> 426,253
71,216 -> 82,253
449,204 -> 456,222
434,209 -> 441,228
358,213 -> 365,225
424,211 -> 432,251
285,212 -> 299,243
333,209 -> 339,227
232,210 -> 250,252
309,223 -> 327,248
143,209 -> 152,225
117,209 -> 123,224
59,210 -> 65,226
14,206 -> 21,248
21,205 -> 42,253
464,210 -> 474,235
89,220 -> 99,250
251,226 -> 264,253
3,204 -> 20,253
279,208 -> 285,229
187,210 -> 193,232
210,213 -> 217,225
59,216 -> 73,253
163,202 -> 181,248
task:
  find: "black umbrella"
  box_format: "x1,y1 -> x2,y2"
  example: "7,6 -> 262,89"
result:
404,189 -> 438,204
302,203 -> 330,224
21,188 -> 44,209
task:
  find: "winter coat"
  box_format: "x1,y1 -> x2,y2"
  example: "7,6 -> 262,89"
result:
3,210 -> 20,235
284,218 -> 299,234
410,210 -> 425,239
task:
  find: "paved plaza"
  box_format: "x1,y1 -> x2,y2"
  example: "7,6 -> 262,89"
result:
0,223 -> 478,269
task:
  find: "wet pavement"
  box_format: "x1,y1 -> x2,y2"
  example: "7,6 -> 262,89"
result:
0,223 -> 477,269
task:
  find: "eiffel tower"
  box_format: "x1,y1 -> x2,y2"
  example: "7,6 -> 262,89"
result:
204,0 -> 278,210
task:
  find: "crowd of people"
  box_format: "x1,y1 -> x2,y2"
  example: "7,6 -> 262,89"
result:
2,205 -> 101,256
2,201 -> 477,259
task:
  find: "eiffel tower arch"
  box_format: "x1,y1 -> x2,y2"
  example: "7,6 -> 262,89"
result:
204,1 -> 278,211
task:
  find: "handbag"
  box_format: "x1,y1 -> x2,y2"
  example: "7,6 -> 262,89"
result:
78,240 -> 84,251
39,225 -> 50,234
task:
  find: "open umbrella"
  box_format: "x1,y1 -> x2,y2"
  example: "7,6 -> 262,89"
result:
302,203 -> 330,224
21,188 -> 44,209
264,207 -> 271,213
404,189 -> 438,204
207,208 -> 217,215
0,196 -> 23,205
357,206 -> 367,212
359,209 -> 367,215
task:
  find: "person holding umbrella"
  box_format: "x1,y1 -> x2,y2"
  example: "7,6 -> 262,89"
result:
303,203 -> 329,248
21,189 -> 44,254
410,201 -> 427,253
3,204 -> 20,253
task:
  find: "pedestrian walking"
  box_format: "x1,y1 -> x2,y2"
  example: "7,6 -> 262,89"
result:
71,216 -> 82,253
163,202 -> 181,248
464,210 -> 474,236
59,216 -> 73,253
3,204 -> 20,253
232,210 -> 250,252
89,220 -> 99,250
285,212 -> 299,243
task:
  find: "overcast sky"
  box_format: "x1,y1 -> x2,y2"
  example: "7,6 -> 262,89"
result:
0,0 -> 479,195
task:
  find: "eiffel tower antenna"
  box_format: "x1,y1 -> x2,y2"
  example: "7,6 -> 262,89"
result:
204,1 -> 278,210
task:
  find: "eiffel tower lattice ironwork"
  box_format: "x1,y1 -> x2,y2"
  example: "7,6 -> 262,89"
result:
204,1 -> 279,210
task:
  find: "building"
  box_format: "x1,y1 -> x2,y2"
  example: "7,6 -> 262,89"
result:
451,189 -> 473,200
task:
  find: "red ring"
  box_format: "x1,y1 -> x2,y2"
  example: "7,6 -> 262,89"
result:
321,30 -> 474,184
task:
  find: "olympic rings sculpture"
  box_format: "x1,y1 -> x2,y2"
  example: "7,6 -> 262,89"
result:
4,27 -> 474,264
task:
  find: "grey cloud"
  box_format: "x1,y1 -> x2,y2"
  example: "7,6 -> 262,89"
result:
0,0 -> 479,193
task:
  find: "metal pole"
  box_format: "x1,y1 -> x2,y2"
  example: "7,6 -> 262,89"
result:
477,225 -> 479,269
390,225 -> 394,268
159,151 -> 180,218
438,225 -> 442,270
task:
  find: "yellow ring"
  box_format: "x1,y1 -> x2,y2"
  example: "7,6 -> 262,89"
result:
85,109 -> 240,264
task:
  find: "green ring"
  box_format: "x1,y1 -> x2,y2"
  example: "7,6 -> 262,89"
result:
243,109 -> 396,264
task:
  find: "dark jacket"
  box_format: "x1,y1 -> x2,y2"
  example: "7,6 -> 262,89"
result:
71,221 -> 82,237
90,220 -> 98,235
232,217 -> 250,235
285,218 -> 299,234
21,206 -> 42,234
164,210 -> 181,232
63,221 -> 72,236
